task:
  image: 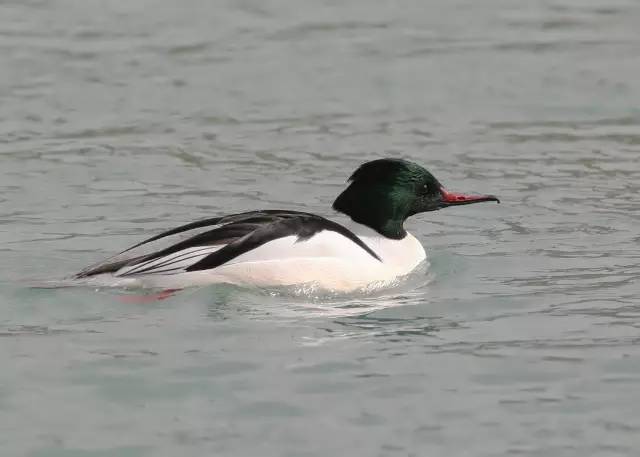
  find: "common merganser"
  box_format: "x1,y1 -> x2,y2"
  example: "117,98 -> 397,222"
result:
75,158 -> 499,292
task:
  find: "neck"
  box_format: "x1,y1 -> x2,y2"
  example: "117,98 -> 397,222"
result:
332,187 -> 409,239
347,212 -> 407,239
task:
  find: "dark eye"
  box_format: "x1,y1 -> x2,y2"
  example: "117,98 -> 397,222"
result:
422,184 -> 430,194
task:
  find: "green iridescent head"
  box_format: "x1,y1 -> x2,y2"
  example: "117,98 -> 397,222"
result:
333,158 -> 499,239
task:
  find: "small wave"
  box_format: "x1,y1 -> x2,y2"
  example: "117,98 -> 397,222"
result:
30,262 -> 432,318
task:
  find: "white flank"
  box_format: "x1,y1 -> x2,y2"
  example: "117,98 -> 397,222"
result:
88,222 -> 426,292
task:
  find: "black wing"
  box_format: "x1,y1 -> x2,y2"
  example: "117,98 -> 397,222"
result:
76,210 -> 380,278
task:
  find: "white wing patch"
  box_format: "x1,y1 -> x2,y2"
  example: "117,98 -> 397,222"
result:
116,230 -> 377,277
116,245 -> 223,277
76,223 -> 224,277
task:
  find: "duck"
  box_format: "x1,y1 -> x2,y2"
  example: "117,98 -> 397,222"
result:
75,158 -> 499,292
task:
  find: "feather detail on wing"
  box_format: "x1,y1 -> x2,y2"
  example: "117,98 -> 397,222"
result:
75,210 -> 379,278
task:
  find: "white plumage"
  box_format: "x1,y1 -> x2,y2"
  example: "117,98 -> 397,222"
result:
85,222 -> 426,292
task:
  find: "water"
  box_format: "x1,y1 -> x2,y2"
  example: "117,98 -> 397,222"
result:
1,0 -> 640,455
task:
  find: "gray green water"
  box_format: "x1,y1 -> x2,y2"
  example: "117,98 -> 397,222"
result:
2,1 -> 640,456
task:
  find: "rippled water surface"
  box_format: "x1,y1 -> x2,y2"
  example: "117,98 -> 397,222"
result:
2,1 -> 640,456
